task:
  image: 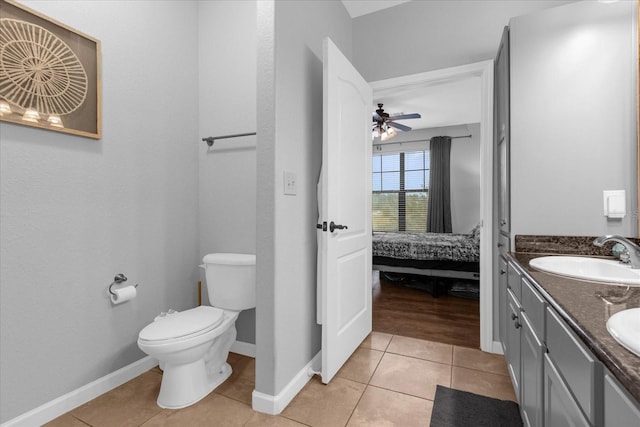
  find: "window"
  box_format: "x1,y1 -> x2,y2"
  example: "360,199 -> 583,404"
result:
372,150 -> 429,232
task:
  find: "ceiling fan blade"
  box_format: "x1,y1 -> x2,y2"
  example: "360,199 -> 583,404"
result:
390,113 -> 421,120
388,121 -> 412,131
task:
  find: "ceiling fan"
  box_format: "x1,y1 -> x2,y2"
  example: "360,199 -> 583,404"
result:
372,103 -> 421,141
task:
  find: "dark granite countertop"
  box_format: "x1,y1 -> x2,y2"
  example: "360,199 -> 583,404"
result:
509,252 -> 640,403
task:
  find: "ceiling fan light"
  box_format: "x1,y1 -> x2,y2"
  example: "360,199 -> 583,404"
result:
387,127 -> 397,138
381,131 -> 390,142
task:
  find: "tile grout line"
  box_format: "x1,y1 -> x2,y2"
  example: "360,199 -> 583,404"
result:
342,334 -> 392,426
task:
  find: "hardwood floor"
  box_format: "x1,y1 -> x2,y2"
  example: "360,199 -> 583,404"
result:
373,272 -> 481,349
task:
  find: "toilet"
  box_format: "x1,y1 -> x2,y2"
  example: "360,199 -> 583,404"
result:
137,253 -> 255,409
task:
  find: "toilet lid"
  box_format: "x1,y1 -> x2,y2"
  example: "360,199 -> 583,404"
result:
139,306 -> 224,342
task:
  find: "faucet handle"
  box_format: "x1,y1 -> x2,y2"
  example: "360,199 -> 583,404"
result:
619,250 -> 631,265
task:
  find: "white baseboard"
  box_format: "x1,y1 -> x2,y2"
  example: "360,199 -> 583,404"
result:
231,340 -> 256,358
490,340 -> 505,355
1,356 -> 158,427
252,351 -> 321,415
2,341 -> 256,426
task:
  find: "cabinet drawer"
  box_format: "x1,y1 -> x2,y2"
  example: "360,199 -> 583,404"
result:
521,278 -> 546,341
604,370 -> 640,426
507,261 -> 522,300
546,307 -> 601,424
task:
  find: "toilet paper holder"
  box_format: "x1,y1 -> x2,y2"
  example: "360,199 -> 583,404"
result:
108,273 -> 138,296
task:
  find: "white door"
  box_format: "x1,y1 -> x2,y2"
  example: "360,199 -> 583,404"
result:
319,38 -> 372,384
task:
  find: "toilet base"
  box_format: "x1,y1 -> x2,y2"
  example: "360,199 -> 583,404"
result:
154,320 -> 238,409
157,361 -> 232,409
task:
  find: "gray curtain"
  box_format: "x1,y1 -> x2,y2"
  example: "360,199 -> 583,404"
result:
426,136 -> 452,233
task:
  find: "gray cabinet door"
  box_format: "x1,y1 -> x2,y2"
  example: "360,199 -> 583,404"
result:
499,256 -> 508,351
495,25 -> 510,235
604,371 -> 640,426
506,289 -> 521,400
521,313 -> 545,427
546,307 -> 600,424
543,354 -> 589,427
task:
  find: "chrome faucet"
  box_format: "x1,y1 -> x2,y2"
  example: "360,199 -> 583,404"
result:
593,235 -> 640,268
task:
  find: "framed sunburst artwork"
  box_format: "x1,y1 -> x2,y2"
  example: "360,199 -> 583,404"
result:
0,0 -> 101,139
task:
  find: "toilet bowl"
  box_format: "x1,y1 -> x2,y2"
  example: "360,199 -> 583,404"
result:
137,253 -> 255,409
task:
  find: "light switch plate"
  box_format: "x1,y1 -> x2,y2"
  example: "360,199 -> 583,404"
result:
284,171 -> 297,195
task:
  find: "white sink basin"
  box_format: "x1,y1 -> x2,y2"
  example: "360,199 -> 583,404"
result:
529,256 -> 640,286
607,308 -> 640,357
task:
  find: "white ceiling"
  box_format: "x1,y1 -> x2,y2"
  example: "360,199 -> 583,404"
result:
342,0 -> 480,132
341,0 -> 412,18
374,78 -> 481,131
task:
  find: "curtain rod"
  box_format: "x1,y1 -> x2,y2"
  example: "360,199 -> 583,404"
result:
372,134 -> 472,147
202,132 -> 256,147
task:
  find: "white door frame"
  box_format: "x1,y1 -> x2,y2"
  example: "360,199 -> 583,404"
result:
369,60 -> 496,353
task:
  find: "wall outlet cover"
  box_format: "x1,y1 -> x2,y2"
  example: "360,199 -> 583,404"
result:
284,171 -> 297,196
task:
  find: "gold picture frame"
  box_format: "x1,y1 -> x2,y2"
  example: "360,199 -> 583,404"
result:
0,0 -> 102,139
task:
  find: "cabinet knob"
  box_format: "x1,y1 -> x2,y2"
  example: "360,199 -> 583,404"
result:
514,321 -> 521,329
497,243 -> 504,248
500,220 -> 507,226
500,269 -> 506,275
511,313 -> 518,321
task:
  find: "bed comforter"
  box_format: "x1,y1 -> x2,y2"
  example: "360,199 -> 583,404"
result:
372,231 -> 480,263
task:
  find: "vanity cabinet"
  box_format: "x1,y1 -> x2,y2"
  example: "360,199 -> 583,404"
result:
501,259 -> 615,427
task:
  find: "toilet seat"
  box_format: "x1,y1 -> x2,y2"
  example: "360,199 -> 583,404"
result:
138,306 -> 224,344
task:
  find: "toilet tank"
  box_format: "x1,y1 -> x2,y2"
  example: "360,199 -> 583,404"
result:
202,253 -> 255,310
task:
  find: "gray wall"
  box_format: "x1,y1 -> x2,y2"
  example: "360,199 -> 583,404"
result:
256,0 -> 352,396
510,0 -> 638,239
450,123 -> 482,234
352,0 -> 575,82
0,1 -> 200,422
198,0 -> 257,344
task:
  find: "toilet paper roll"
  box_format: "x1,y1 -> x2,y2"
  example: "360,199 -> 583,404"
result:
110,285 -> 137,305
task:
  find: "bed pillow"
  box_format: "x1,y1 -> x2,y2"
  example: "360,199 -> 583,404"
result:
470,223 -> 481,242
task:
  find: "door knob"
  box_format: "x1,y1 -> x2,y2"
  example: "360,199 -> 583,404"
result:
329,221 -> 348,232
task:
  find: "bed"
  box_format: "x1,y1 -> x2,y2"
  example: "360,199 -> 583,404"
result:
372,226 -> 480,281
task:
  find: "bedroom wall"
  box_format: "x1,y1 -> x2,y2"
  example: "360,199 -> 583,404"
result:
0,1 -> 199,422
374,123 -> 481,234
450,123 -> 482,234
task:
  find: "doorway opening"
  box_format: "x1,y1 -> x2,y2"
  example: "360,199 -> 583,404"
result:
369,61 -> 495,352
